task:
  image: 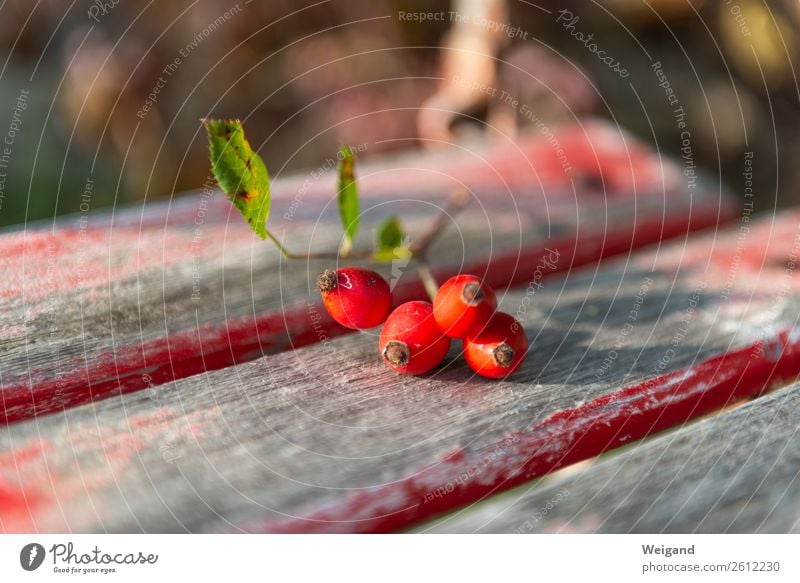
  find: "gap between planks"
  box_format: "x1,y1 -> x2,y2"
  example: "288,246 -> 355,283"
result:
419,379 -> 800,533
409,371 -> 800,533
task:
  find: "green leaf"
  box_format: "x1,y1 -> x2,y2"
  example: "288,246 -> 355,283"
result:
204,119 -> 270,239
373,216 -> 411,262
376,216 -> 404,249
337,144 -> 359,256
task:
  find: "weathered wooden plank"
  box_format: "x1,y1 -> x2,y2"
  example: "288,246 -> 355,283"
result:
0,209 -> 795,533
0,121 -> 728,423
424,382 -> 800,533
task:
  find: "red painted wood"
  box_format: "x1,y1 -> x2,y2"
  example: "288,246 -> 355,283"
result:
0,200 -> 728,424
0,121 -> 732,423
248,210 -> 800,533
1,209 -> 793,534
259,329 -> 800,534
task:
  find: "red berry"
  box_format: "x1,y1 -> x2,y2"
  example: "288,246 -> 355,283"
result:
317,267 -> 392,330
433,274 -> 497,338
379,301 -> 451,375
462,312 -> 527,379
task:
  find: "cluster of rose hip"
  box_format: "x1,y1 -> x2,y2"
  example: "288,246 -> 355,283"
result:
317,267 -> 528,378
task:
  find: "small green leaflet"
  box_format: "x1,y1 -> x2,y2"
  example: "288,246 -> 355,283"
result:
204,119 -> 271,239
337,144 -> 359,256
373,216 -> 411,262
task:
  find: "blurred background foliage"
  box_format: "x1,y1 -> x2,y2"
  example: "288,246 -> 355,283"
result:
0,0 -> 799,227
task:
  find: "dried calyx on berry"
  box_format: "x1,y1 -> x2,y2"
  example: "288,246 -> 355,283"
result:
316,269 -> 339,294
492,343 -> 515,367
433,274 -> 497,338
462,312 -> 528,379
461,282 -> 485,304
382,341 -> 410,367
379,301 -> 451,375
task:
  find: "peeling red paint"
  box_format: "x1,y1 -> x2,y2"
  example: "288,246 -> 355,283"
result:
258,329 -> 800,533
0,122 -> 730,425
0,200 -> 729,425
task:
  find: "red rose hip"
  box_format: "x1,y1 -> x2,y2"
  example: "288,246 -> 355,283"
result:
462,312 -> 527,379
379,301 -> 451,375
317,267 -> 391,330
433,274 -> 497,338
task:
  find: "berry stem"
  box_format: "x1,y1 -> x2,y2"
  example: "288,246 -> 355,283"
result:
416,260 -> 440,302
410,189 -> 470,301
409,188 -> 470,256
264,229 -> 295,258
265,189 -> 469,262
265,229 -> 373,260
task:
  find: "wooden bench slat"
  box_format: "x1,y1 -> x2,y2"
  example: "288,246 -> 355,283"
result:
1,209 -> 795,534
424,382 -> 800,533
0,121 -> 728,423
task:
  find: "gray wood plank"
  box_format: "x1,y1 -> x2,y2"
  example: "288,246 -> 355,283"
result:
423,382 -> 800,533
1,209 -> 796,533
0,121 -> 720,422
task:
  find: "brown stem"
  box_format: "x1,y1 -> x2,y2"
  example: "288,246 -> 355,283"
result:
268,188 -> 470,302
266,230 -> 374,260
409,188 -> 471,256
285,250 -> 375,260
416,259 -> 440,302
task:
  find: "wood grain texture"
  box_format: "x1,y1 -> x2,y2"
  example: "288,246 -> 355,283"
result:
1,209 -> 796,534
423,382 -> 800,533
0,121 -> 729,423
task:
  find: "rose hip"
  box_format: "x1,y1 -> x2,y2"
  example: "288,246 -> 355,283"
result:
462,312 -> 527,379
433,274 -> 498,338
379,301 -> 451,375
317,267 -> 392,330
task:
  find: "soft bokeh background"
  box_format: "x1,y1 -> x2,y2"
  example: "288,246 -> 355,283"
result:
1,0 -> 798,227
